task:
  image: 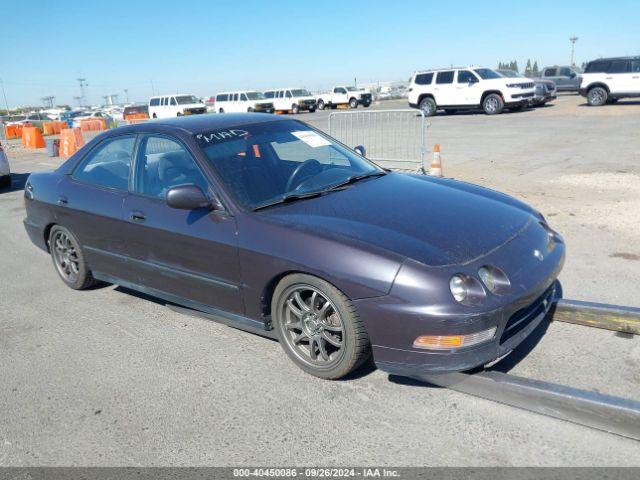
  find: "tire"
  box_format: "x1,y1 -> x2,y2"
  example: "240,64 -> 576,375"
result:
508,102 -> 527,112
363,103 -> 371,108
444,109 -> 458,115
272,273 -> 371,380
482,93 -> 504,115
349,97 -> 358,109
218,108 -> 224,113
587,87 -> 608,106
418,97 -> 437,116
152,113 -> 157,119
247,107 -> 254,112
317,99 -> 325,110
177,112 -> 182,117
309,108 -> 316,113
606,97 -> 618,104
292,104 -> 299,114
0,175 -> 10,189
49,225 -> 98,290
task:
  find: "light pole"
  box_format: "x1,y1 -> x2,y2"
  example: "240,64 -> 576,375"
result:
124,89 -> 129,103
570,36 -> 578,66
0,78 -> 10,114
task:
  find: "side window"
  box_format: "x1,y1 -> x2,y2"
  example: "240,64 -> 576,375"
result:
150,98 -> 160,106
585,62 -> 609,73
285,90 -> 292,98
414,73 -> 433,85
544,68 -> 557,76
233,93 -> 239,101
631,60 -> 640,73
559,67 -> 572,77
608,60 -> 629,74
170,97 -> 177,105
264,91 -> 274,98
436,71 -> 454,84
334,88 -> 346,94
134,136 -> 209,199
241,93 -> 248,101
73,136 -> 135,191
457,70 -> 477,83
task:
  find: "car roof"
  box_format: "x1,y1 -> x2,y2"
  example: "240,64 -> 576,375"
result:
217,90 -> 260,95
586,56 -> 640,62
150,93 -> 195,98
123,113 -> 289,135
414,67 -> 482,74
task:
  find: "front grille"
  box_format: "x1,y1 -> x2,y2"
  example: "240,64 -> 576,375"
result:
500,285 -> 555,344
361,93 -> 372,101
520,82 -> 534,89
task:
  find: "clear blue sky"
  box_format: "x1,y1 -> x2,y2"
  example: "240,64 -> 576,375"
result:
1,0 -> 639,107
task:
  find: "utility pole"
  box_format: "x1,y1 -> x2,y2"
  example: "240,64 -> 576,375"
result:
41,96 -> 55,108
77,77 -> 88,106
150,80 -> 155,96
570,36 -> 578,66
124,89 -> 129,103
0,78 -> 10,113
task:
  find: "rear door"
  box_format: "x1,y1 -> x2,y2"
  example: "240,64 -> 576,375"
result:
122,133 -> 243,314
61,134 -> 136,280
630,59 -> 640,94
433,71 -> 456,105
606,59 -> 631,94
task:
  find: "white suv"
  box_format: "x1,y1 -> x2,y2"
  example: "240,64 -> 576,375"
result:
579,56 -> 640,106
408,67 -> 535,116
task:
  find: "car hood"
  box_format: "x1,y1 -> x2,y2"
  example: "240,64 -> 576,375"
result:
259,173 -> 537,267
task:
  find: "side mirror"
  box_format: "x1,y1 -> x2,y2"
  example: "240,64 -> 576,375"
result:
166,184 -> 216,210
354,145 -> 367,157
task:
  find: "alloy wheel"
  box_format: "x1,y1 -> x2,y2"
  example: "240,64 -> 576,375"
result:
52,231 -> 80,283
279,285 -> 345,367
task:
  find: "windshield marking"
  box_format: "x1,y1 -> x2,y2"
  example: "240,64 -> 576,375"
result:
196,129 -> 249,144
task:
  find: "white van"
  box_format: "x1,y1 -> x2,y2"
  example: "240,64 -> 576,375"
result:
263,88 -> 317,113
213,91 -> 274,114
148,94 -> 207,119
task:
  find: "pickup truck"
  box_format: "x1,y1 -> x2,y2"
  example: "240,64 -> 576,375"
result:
538,65 -> 582,92
316,86 -> 372,110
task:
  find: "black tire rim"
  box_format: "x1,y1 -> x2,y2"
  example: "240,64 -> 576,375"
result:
52,231 -> 80,283
279,285 -> 345,368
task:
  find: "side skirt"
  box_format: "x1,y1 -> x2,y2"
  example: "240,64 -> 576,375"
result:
93,271 -> 277,340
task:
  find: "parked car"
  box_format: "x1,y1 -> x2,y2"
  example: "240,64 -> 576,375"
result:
149,94 -> 207,119
497,69 -> 556,106
213,91 -> 274,113
0,141 -> 10,188
6,112 -> 51,129
72,110 -> 115,128
316,86 -> 372,110
579,56 -> 640,106
538,65 -> 582,92
408,67 -> 535,116
23,114 -> 565,380
263,88 -> 317,113
123,104 -> 149,120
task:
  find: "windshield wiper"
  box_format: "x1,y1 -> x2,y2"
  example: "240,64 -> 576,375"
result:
253,191 -> 328,211
322,170 -> 387,192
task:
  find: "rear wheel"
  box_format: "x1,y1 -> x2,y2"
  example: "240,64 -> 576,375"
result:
482,93 -> 504,114
419,97 -> 437,116
0,175 -> 10,189
349,97 -> 358,109
317,99 -> 325,110
292,104 -> 300,114
49,225 -> 98,290
587,87 -> 608,106
152,113 -> 157,118
273,274 -> 371,379
218,108 -> 224,113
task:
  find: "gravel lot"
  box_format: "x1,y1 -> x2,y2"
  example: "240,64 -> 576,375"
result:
1,94 -> 639,466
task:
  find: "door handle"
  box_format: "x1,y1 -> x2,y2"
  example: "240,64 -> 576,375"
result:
129,211 -> 146,223
633,76 -> 640,79
57,196 -> 68,206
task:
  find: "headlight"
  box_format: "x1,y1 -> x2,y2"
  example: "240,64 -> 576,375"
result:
506,83 -> 521,88
478,266 -> 510,295
449,274 -> 486,305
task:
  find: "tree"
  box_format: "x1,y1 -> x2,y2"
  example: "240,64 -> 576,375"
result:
532,61 -> 539,76
525,59 -> 532,76
513,60 -> 519,72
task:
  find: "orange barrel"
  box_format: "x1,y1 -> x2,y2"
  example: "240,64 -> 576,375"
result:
43,122 -> 56,135
22,126 -> 46,148
59,128 -> 84,157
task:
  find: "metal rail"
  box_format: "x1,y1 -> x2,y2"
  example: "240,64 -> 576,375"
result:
552,299 -> 640,335
420,370 -> 640,441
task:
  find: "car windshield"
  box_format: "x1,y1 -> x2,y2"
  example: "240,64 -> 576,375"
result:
474,68 -> 502,79
245,92 -> 266,100
176,95 -> 199,105
497,70 -> 522,78
196,120 -> 383,210
291,89 -> 311,97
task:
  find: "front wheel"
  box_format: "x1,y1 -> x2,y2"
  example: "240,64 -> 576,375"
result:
419,97 -> 437,116
273,273 -> 371,380
349,97 -> 358,109
152,113 -> 157,118
587,87 -> 608,106
218,108 -> 224,113
49,225 -> 98,290
292,104 -> 300,114
482,93 -> 504,114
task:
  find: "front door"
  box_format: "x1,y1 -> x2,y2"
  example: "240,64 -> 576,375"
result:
456,70 -> 481,105
122,134 -> 244,315
333,87 -> 348,104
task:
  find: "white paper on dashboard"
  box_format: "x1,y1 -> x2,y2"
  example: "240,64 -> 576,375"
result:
291,130 -> 331,148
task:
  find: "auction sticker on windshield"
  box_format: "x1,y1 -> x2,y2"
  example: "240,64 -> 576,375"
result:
291,130 -> 331,148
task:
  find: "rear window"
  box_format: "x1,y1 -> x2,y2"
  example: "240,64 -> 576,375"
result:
585,61 -> 610,73
123,105 -> 148,115
436,71 -> 454,84
414,73 -> 433,85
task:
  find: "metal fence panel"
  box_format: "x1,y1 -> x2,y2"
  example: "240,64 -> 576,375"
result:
328,109 -> 428,172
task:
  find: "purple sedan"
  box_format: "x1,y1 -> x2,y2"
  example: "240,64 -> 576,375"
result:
23,114 -> 565,379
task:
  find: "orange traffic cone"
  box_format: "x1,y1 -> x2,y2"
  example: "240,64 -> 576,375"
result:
429,144 -> 443,177
59,128 -> 84,157
22,127 -> 46,149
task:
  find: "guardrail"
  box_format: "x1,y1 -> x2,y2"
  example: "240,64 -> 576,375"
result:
328,109 -> 428,172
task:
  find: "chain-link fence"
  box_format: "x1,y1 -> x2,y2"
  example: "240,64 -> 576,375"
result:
328,109 -> 428,172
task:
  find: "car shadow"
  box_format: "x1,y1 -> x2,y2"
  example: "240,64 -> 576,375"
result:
0,173 -> 30,194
